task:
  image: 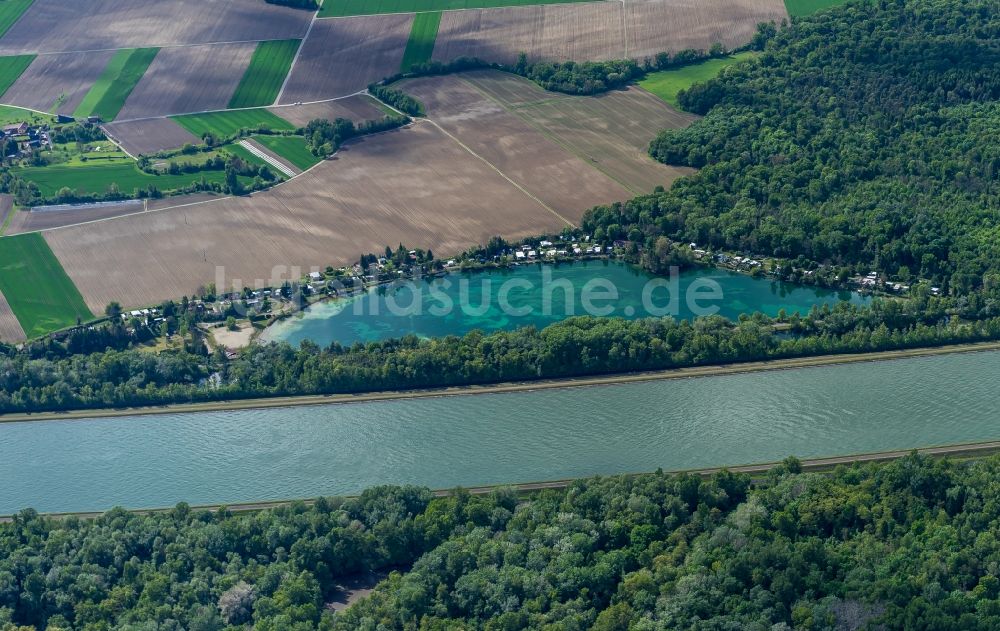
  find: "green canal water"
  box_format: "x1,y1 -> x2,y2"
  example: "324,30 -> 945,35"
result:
2,351 -> 999,514
262,261 -> 868,347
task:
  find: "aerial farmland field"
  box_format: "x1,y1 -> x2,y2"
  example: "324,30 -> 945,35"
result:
11,160 -> 240,198
0,288 -> 25,343
0,0 -> 33,40
625,0 -> 788,60
269,94 -> 388,127
0,233 -> 93,338
0,0 -> 312,54
279,15 -> 414,103
250,135 -> 320,172
73,47 -> 159,121
172,108 -> 296,139
460,70 -> 698,193
2,51 -> 115,116
639,52 -> 757,107
400,11 -> 442,72
103,118 -> 201,156
44,123 -> 577,312
431,3 -> 626,65
229,39 -> 302,109
399,73 -> 631,216
0,54 -> 33,98
318,0 -> 602,18
115,43 -> 258,120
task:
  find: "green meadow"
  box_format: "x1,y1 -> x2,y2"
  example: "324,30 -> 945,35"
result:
319,0 -> 593,17
172,109 -> 295,139
73,47 -> 159,121
229,39 -> 301,109
0,54 -> 34,98
639,52 -> 756,108
784,0 -> 853,16
0,233 -> 93,338
400,11 -> 441,72
252,134 -> 321,171
0,104 -> 53,127
12,161 -> 240,198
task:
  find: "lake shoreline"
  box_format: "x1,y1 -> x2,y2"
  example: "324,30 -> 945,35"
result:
3,340 -> 999,424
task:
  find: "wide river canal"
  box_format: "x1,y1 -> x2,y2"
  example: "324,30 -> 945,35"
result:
2,351 -> 999,514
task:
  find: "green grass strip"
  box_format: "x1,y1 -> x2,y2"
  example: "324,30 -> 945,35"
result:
172,108 -> 295,139
400,11 -> 441,72
0,0 -> 33,40
229,39 -> 301,109
252,134 -> 321,171
11,160 -> 248,198
639,52 -> 756,108
0,54 -> 34,99
73,47 -> 159,122
783,0 -> 852,16
319,0 -> 593,17
0,233 -> 93,338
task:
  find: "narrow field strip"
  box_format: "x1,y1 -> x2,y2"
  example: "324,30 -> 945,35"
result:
0,0 -> 32,40
400,11 -> 441,71
171,108 -> 296,139
229,39 -> 302,109
251,134 -> 320,171
10,161 -> 243,198
784,0 -> 852,16
73,47 -> 160,121
0,54 -> 33,98
238,139 -> 297,177
0,233 -> 93,338
319,0 -> 598,18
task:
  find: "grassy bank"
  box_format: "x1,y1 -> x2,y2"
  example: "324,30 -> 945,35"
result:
3,340 -> 998,423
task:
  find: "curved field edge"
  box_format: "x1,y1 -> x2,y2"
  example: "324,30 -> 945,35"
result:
318,0 -> 600,18
228,39 -> 302,109
0,233 -> 92,338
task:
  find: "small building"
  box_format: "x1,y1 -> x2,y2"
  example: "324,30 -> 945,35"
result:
308,271 -> 323,282
2,122 -> 28,136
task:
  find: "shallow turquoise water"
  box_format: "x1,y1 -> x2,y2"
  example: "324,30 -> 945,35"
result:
262,261 -> 867,347
2,351 -> 998,514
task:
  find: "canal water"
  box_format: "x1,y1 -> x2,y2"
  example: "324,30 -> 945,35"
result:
261,261 -> 867,347
2,351 -> 998,514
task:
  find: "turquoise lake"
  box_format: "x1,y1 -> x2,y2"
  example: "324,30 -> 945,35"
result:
262,261 -> 868,347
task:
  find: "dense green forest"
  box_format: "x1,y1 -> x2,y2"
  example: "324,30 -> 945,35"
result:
4,290 -> 999,414
5,453 -> 1000,629
584,0 -> 1000,294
